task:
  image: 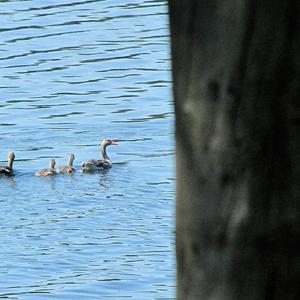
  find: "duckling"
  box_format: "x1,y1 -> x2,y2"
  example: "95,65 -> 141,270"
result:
35,159 -> 56,176
0,151 -> 15,176
57,154 -> 75,174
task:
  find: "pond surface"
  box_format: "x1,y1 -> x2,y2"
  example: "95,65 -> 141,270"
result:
0,0 -> 174,299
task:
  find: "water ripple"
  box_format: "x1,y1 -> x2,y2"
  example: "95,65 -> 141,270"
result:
5,29 -> 90,43
0,0 -> 174,299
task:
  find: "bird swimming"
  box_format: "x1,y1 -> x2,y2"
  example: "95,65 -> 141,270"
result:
57,154 -> 75,174
35,159 -> 56,176
0,151 -> 15,176
81,138 -> 118,172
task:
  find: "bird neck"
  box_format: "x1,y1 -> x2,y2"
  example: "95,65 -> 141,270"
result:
101,144 -> 110,161
7,158 -> 14,169
68,157 -> 74,166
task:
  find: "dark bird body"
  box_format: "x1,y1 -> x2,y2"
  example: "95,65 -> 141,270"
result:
0,152 -> 15,176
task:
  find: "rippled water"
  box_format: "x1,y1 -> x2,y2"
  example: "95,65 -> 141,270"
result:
0,0 -> 174,299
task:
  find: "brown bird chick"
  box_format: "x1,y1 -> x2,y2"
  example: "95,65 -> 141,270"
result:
57,154 -> 75,174
35,159 -> 56,176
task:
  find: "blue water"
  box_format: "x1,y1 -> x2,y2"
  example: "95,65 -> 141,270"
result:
0,0 -> 175,299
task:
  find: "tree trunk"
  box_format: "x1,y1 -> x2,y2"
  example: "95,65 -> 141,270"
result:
168,1 -> 300,299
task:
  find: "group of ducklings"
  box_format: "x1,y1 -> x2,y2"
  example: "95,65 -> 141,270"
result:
0,138 -> 118,177
35,155 -> 75,176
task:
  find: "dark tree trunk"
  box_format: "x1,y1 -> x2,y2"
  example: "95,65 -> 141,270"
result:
168,1 -> 300,299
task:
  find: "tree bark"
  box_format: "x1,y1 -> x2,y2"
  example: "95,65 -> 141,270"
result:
168,1 -> 300,299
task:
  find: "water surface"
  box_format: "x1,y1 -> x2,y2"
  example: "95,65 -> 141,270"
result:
0,0 -> 174,299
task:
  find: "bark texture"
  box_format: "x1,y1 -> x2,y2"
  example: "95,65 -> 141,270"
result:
168,1 -> 300,299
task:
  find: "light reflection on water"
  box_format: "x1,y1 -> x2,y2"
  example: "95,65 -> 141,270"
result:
0,0 -> 174,299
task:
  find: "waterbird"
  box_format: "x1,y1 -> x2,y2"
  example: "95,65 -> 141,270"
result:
57,154 -> 75,174
35,159 -> 56,176
0,151 -> 15,176
81,138 -> 118,172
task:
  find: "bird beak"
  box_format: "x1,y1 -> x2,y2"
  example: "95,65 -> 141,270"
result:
111,140 -> 119,145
